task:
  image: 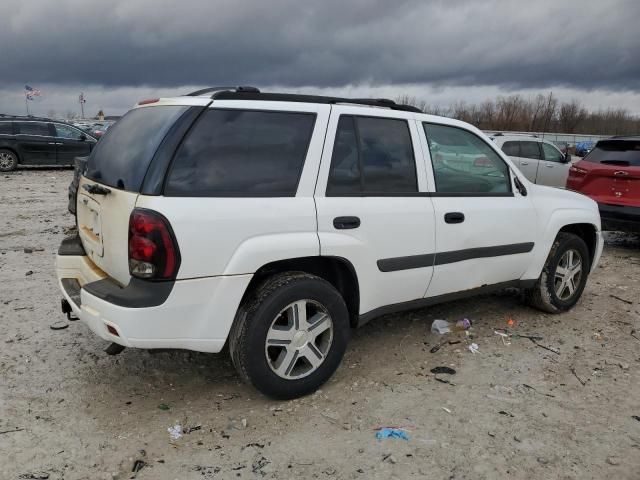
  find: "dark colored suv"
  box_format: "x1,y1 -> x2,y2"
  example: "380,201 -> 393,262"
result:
567,136 -> 640,233
0,116 -> 97,171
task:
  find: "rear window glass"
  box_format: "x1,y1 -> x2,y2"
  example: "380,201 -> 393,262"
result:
164,109 -> 315,197
17,122 -> 50,136
584,140 -> 640,166
86,105 -> 189,191
0,122 -> 12,134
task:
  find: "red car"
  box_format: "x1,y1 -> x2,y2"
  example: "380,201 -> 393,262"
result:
567,137 -> 640,233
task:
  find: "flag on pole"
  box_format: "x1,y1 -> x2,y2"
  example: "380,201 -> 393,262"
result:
25,85 -> 41,101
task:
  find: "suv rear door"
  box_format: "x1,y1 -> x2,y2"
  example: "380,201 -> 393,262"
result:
570,139 -> 640,207
77,103 -> 194,285
315,107 -> 435,317
14,121 -> 57,165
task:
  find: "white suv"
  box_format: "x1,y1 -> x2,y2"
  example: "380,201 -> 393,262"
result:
490,134 -> 572,188
56,87 -> 603,399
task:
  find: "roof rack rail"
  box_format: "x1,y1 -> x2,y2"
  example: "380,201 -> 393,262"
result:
210,91 -> 422,113
186,86 -> 260,97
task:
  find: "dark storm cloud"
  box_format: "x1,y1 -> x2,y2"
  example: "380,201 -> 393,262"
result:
1,0 -> 639,91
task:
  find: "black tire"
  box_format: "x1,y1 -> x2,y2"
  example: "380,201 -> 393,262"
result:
525,232 -> 591,313
229,272 -> 350,399
0,149 -> 18,172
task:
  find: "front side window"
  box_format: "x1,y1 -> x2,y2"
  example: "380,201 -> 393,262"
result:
16,122 -> 50,136
326,115 -> 417,195
423,123 -> 511,194
55,124 -> 85,140
165,109 -> 316,197
0,122 -> 12,135
520,141 -> 542,160
541,142 -> 563,162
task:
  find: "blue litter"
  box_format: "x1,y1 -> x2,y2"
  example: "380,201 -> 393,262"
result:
375,428 -> 410,441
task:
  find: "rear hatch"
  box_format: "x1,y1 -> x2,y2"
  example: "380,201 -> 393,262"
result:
567,139 -> 640,207
77,103 -> 193,285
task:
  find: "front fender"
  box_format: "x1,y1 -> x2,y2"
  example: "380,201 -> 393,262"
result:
521,207 -> 601,280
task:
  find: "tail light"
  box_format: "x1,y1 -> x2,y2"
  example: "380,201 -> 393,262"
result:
128,209 -> 180,280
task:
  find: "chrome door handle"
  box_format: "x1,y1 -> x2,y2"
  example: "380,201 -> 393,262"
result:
48,142 -> 56,145
546,164 -> 554,168
521,161 -> 529,165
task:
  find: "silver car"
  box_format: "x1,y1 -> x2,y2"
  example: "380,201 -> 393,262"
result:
491,134 -> 572,188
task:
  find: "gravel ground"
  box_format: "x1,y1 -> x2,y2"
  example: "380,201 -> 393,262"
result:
1,169 -> 639,480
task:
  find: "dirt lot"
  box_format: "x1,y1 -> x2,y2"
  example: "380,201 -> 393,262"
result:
1,169 -> 639,480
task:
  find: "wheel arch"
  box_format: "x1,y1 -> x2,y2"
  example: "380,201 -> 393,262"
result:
240,256 -> 360,327
0,146 -> 21,164
558,222 -> 598,267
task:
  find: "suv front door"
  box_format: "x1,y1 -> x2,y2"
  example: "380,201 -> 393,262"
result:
315,107 -> 436,318
14,121 -> 57,165
54,123 -> 95,165
538,141 -> 570,188
421,123 -> 537,297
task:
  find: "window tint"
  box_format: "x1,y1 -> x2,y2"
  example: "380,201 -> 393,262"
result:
423,123 -> 511,194
541,142 -> 563,162
16,122 -> 50,136
326,116 -> 417,195
519,141 -> 542,159
502,141 -> 520,156
0,122 -> 12,135
87,105 -> 189,191
584,140 -> 640,167
165,109 -> 315,197
327,116 -> 360,194
55,124 -> 85,140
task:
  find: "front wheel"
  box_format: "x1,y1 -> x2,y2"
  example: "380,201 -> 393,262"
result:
0,149 -> 18,172
525,232 -> 591,313
229,272 -> 350,399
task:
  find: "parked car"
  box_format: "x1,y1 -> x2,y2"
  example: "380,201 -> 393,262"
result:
490,134 -> 572,188
0,116 -> 97,171
56,87 -> 603,399
575,141 -> 595,157
567,136 -> 640,233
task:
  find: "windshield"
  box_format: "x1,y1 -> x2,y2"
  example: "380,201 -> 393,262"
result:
584,140 -> 640,167
86,105 -> 189,191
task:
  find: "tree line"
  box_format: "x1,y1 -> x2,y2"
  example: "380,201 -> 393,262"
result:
397,92 -> 640,136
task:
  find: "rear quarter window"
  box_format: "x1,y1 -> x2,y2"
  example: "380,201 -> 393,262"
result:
164,109 -> 316,197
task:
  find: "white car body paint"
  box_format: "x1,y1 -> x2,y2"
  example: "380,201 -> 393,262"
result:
57,95 -> 602,354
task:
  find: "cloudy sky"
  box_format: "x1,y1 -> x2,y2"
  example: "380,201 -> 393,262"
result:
1,0 -> 639,117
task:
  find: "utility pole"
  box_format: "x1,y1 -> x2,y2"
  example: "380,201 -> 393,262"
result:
79,92 -> 86,119
25,95 -> 29,116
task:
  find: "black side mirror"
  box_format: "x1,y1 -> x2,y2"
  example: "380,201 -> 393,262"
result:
563,152 -> 571,163
79,133 -> 87,141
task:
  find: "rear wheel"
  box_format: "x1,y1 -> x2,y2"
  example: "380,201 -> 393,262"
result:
525,232 -> 590,313
0,149 -> 18,172
229,272 -> 350,399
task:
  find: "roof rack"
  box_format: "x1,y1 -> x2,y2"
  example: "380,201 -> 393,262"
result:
210,91 -> 422,113
492,132 -> 538,138
186,86 -> 260,97
0,113 -> 54,122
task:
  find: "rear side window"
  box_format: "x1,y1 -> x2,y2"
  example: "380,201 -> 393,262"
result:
86,105 -> 189,191
501,141 -> 519,156
519,141 -> 542,159
16,122 -> 50,136
165,109 -> 315,197
326,115 -> 417,195
584,140 -> 640,166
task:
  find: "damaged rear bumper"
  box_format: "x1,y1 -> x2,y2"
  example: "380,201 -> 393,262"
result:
56,235 -> 252,353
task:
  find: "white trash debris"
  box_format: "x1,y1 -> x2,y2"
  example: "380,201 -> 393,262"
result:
431,319 -> 451,335
168,424 -> 183,440
468,343 -> 480,354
